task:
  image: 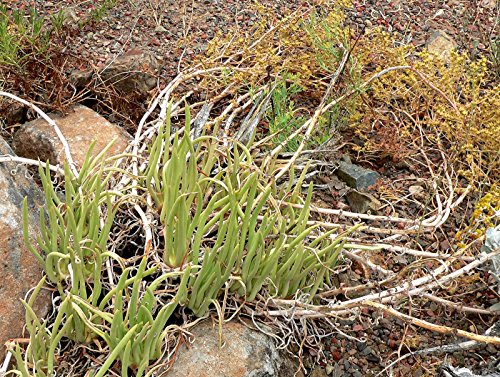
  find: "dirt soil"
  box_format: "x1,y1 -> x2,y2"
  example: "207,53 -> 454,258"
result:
2,1 -> 500,376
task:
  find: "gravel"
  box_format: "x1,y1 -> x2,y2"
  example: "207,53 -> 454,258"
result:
10,0 -> 498,81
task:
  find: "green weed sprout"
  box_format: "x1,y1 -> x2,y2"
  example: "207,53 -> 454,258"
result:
0,5 -> 56,68
266,78 -> 306,152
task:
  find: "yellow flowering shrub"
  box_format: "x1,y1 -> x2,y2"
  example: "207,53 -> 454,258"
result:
350,31 -> 500,241
195,0 -> 354,96
351,30 -> 500,180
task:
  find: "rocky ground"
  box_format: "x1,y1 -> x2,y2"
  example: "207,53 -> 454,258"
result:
17,0 -> 499,74
1,1 -> 499,376
3,0 -> 498,128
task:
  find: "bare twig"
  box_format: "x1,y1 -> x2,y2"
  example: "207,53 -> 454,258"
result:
0,155 -> 64,174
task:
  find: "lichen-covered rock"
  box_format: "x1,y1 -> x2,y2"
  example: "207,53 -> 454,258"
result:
99,49 -> 159,95
346,190 -> 381,214
163,320 -> 301,377
0,137 -> 49,356
440,362 -> 500,377
426,30 -> 457,61
481,227 -> 500,298
12,105 -> 131,168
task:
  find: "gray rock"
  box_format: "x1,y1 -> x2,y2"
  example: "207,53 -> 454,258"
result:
69,49 -> 159,94
440,363 -> 500,377
360,346 -> 372,356
0,137 -> 50,356
69,68 -> 93,89
480,0 -> 497,9
482,227 -> 500,254
310,366 -> 328,377
162,320 -> 302,377
336,161 -> 379,190
12,105 -> 131,168
0,99 -> 25,126
346,190 -> 381,214
356,341 -> 366,351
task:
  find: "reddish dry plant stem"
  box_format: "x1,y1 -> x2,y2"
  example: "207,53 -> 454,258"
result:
365,300 -> 500,345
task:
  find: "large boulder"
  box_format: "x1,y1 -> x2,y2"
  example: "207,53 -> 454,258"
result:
12,105 -> 131,168
0,138 -> 50,356
163,320 -> 301,377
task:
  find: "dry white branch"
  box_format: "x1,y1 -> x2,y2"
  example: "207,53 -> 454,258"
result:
422,293 -> 498,315
342,249 -> 393,276
0,155 -> 64,174
289,201 -> 429,226
414,321 -> 500,356
264,249 -> 500,318
369,243 -> 474,261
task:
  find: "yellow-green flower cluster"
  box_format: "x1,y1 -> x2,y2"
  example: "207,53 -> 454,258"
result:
457,186 -> 500,243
